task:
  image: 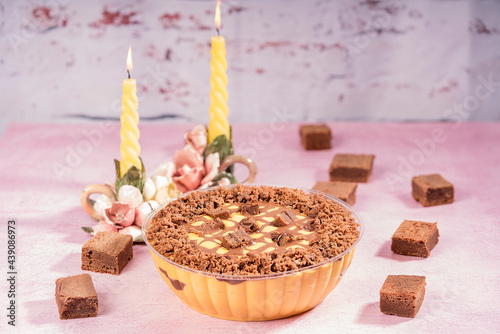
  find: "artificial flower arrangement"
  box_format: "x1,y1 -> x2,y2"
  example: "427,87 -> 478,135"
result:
82,125 -> 236,242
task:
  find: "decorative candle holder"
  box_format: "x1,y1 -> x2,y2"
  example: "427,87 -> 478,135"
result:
80,125 -> 257,242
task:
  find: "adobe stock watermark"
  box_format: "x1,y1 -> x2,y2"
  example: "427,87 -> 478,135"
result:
343,0 -> 406,57
6,0 -> 71,53
420,278 -> 468,330
385,71 -> 500,191
51,121 -> 115,181
344,11 -> 392,56
235,106 -> 297,160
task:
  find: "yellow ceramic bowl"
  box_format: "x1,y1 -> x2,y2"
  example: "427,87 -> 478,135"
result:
142,187 -> 364,321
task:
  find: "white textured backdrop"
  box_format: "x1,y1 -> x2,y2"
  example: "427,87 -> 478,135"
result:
1,0 -> 499,134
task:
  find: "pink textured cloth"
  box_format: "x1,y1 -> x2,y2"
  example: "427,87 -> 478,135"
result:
0,122 -> 499,333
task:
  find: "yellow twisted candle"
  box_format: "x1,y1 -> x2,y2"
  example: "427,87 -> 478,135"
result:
208,0 -> 230,144
120,47 -> 141,177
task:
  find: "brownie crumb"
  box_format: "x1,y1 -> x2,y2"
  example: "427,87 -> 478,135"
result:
171,214 -> 189,225
240,203 -> 260,215
189,228 -> 204,236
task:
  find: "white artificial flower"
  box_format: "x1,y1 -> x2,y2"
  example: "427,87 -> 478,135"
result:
154,186 -> 171,204
118,185 -> 143,208
135,200 -> 160,227
93,194 -> 113,219
154,182 -> 179,204
119,225 -> 142,241
143,177 -> 156,201
152,175 -> 170,192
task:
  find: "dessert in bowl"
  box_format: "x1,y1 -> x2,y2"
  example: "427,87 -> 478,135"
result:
142,185 -> 363,321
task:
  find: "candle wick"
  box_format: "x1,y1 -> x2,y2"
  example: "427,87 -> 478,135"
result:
127,70 -> 131,79
216,27 -> 220,37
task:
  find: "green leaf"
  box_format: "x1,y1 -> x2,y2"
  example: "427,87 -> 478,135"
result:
204,129 -> 234,174
114,157 -> 147,196
114,159 -> 121,200
81,227 -> 94,234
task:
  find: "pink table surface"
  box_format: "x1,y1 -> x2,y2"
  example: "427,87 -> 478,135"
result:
1,122 -> 499,333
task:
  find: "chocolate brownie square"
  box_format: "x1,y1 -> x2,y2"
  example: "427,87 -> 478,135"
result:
380,275 -> 426,318
82,232 -> 133,275
329,154 -> 375,183
412,174 -> 454,207
300,124 -> 332,150
55,274 -> 98,319
312,181 -> 357,205
391,220 -> 439,258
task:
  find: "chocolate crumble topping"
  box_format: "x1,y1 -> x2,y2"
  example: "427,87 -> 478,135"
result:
145,185 -> 360,275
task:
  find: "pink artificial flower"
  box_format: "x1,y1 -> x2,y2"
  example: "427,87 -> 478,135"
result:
91,221 -> 118,234
104,202 -> 135,228
154,161 -> 176,180
173,145 -> 204,169
173,165 -> 206,193
185,125 -> 208,155
201,153 -> 220,185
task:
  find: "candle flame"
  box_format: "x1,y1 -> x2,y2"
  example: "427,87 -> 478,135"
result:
126,46 -> 133,72
215,0 -> 221,30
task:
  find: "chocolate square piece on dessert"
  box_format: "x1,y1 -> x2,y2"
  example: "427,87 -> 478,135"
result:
221,230 -> 253,249
300,124 -> 332,150
240,203 -> 260,215
391,220 -> 439,258
329,154 -> 375,183
239,217 -> 259,233
210,208 -> 231,219
55,274 -> 98,319
273,210 -> 297,227
412,174 -> 454,207
312,181 -> 357,205
380,275 -> 426,318
82,231 -> 133,275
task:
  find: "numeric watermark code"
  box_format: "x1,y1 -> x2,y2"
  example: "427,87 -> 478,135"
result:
7,219 -> 17,326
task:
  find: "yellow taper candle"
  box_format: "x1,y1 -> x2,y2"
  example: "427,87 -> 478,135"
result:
208,0 -> 230,144
120,47 -> 141,177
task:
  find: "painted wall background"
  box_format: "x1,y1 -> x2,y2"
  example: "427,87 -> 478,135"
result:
1,0 -> 499,134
